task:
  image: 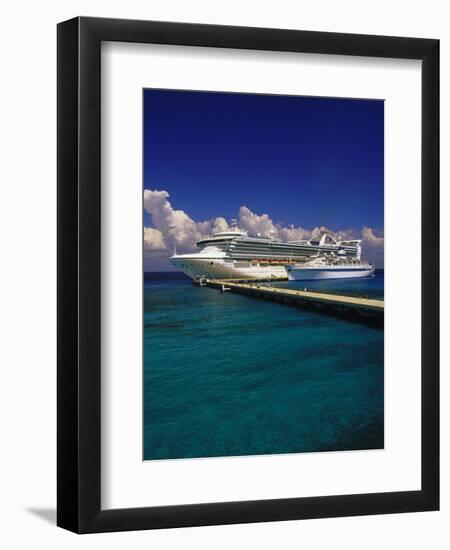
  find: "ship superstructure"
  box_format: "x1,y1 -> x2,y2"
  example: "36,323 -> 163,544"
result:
170,224 -> 363,280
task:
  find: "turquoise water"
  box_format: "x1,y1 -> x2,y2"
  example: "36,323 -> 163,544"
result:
144,271 -> 384,460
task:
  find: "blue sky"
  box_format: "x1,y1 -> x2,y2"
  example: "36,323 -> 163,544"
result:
143,89 -> 384,231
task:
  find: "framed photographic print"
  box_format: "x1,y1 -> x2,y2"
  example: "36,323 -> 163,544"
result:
57,17 -> 439,533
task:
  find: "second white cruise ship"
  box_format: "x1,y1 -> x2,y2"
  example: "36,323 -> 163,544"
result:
170,224 -> 363,280
286,255 -> 375,281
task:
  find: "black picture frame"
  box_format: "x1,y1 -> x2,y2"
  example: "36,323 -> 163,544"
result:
57,16 -> 439,533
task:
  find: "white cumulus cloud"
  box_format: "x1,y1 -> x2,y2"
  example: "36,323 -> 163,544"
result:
143,190 -> 230,256
238,206 -> 278,237
362,226 -> 384,247
144,227 -> 166,251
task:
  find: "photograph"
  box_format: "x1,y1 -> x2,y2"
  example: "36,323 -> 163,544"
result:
143,89 -> 385,461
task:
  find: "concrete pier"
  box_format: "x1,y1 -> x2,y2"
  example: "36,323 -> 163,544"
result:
205,279 -> 384,327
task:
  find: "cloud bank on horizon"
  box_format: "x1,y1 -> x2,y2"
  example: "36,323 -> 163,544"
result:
144,189 -> 384,270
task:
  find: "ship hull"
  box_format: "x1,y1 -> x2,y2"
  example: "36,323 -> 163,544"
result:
287,267 -> 375,281
170,256 -> 288,280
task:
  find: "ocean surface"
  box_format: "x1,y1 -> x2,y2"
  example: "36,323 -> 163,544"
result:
144,271 -> 384,460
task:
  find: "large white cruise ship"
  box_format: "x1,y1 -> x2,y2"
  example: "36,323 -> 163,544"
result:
170,224 -> 363,280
